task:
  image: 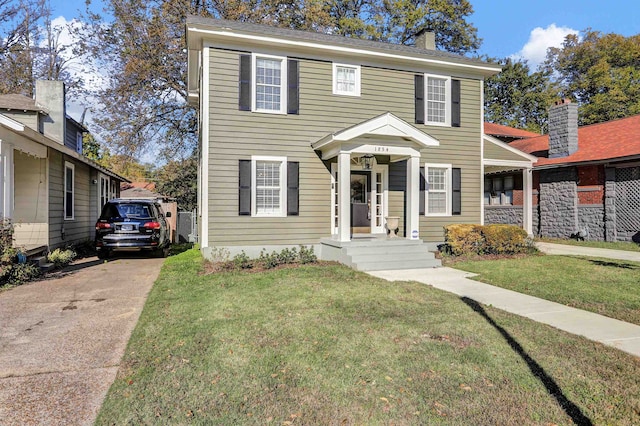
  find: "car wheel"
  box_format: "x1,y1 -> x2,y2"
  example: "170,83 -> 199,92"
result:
97,249 -> 110,260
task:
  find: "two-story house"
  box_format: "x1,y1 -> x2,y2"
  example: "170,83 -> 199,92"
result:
0,80 -> 126,253
186,17 -> 535,270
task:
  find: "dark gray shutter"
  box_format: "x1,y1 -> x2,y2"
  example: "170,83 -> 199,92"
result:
239,160 -> 251,215
419,166 -> 425,215
452,167 -> 461,215
451,79 -> 461,127
287,59 -> 299,115
287,161 -> 299,216
414,74 -> 424,124
239,55 -> 251,111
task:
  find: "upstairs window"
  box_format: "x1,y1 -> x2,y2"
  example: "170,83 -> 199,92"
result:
333,63 -> 361,96
253,54 -> 287,113
426,75 -> 451,126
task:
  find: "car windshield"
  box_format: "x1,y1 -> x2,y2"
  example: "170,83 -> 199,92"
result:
101,203 -> 153,220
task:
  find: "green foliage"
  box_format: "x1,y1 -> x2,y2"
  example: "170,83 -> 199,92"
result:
443,224 -> 535,256
277,247 -> 298,264
484,58 -> 558,134
298,245 -> 317,264
543,30 -> 640,125
47,248 -> 77,269
155,155 -> 197,211
258,250 -> 280,269
232,251 -> 253,269
0,218 -> 40,287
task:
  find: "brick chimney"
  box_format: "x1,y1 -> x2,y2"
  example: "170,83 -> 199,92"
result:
548,98 -> 578,158
35,80 -> 66,145
414,29 -> 436,50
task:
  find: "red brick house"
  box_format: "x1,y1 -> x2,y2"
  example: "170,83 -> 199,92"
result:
485,100 -> 640,242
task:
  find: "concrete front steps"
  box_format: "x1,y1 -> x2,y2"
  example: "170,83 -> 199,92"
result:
320,237 -> 441,271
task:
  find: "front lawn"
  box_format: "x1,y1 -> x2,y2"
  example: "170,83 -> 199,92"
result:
454,255 -> 640,325
538,237 -> 640,252
97,249 -> 640,425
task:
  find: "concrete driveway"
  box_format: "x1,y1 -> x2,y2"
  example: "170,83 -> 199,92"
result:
0,254 -> 164,426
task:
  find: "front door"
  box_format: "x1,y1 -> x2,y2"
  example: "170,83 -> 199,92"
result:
350,171 -> 370,233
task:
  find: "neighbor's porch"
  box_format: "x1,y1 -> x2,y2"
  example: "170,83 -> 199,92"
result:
0,137 -> 49,251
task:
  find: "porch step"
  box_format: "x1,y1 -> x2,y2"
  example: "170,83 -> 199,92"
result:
321,238 -> 441,271
30,256 -> 56,272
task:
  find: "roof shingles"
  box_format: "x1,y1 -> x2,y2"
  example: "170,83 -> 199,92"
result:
510,114 -> 640,166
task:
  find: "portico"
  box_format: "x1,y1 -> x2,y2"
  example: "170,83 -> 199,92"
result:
312,113 -> 439,242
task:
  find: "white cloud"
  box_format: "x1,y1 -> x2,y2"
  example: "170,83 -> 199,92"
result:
42,16 -> 110,122
511,24 -> 579,69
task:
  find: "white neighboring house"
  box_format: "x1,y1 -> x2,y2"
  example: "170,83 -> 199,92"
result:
0,81 -> 127,253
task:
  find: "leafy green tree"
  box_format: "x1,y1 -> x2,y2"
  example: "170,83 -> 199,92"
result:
543,30 -> 640,125
155,155 -> 197,211
484,58 -> 558,133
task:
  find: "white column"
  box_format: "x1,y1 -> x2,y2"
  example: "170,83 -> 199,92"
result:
406,155 -> 420,239
523,167 -> 533,236
0,142 -> 13,219
338,152 -> 351,242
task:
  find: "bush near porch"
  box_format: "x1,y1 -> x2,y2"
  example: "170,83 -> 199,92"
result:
443,224 -> 534,256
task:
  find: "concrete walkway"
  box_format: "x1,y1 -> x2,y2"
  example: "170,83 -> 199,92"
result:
369,264 -> 640,358
536,241 -> 640,262
0,254 -> 163,426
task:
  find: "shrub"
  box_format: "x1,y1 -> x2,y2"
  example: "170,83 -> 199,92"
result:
0,218 -> 41,286
277,247 -> 298,264
211,247 -> 231,263
298,245 -> 317,264
47,248 -> 77,269
232,251 -> 253,269
482,224 -> 531,254
259,250 -> 280,269
443,224 -> 484,256
443,224 -> 536,256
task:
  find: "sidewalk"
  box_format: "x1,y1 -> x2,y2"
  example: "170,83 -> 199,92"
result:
536,241 -> 640,262
368,266 -> 640,358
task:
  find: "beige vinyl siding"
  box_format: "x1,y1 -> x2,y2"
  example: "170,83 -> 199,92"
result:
3,111 -> 39,131
207,49 -> 483,246
48,150 -> 94,248
484,140 -> 532,162
13,151 -> 48,247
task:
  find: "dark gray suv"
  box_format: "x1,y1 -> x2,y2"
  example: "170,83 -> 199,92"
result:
95,199 -> 171,259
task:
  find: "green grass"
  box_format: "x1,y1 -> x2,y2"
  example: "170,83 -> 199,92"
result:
538,237 -> 640,252
454,255 -> 640,325
97,249 -> 640,425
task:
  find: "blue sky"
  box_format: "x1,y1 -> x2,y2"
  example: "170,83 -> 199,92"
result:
50,0 -> 638,68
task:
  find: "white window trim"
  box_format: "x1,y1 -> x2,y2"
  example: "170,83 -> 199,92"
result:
424,163 -> 452,216
251,53 -> 287,114
251,155 -> 287,217
425,74 -> 451,127
332,63 -> 361,97
64,161 -> 75,220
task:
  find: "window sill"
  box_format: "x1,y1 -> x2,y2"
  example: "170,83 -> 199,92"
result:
332,91 -> 361,97
252,109 -> 287,115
